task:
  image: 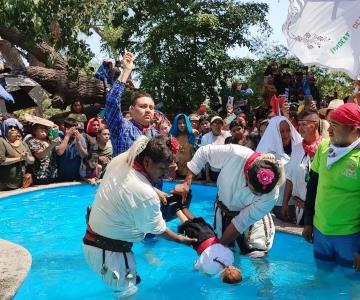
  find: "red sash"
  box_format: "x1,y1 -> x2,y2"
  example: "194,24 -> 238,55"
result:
196,237 -> 220,255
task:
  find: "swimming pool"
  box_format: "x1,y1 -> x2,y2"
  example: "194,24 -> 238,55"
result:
0,183 -> 357,300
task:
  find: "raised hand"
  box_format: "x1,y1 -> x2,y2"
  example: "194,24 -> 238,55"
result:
122,51 -> 134,70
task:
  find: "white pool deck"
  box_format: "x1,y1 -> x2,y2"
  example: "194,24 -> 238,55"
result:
0,182 -> 303,299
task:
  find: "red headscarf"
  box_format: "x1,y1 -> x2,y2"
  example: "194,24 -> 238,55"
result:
86,117 -> 101,135
329,103 -> 360,129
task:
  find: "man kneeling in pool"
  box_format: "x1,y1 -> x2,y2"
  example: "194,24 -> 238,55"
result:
172,200 -> 242,284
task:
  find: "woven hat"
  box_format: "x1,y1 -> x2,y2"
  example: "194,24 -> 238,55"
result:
24,114 -> 55,127
319,99 -> 344,117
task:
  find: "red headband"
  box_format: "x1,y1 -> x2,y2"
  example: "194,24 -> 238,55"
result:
329,103 -> 360,129
244,152 -> 261,180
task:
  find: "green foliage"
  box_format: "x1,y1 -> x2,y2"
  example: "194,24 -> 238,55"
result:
0,0 -> 119,70
242,44 -> 354,106
107,0 -> 270,113
0,0 -> 271,113
315,71 -> 353,100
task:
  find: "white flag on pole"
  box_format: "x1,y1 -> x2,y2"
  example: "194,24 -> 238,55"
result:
283,0 -> 360,79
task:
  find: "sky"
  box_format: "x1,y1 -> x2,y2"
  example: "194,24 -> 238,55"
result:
229,0 -> 289,58
86,0 -> 290,63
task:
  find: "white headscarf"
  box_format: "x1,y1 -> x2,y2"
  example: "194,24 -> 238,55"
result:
256,116 -> 302,160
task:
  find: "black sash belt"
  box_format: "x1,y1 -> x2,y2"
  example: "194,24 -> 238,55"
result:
83,229 -> 133,253
83,205 -> 133,253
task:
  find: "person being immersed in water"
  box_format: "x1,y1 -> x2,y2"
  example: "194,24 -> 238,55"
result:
169,199 -> 242,284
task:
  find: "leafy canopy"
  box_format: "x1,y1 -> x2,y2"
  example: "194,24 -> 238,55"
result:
106,0 -> 270,113
0,0 -> 118,69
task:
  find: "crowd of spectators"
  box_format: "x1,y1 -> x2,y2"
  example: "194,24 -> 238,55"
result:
0,58 -> 359,231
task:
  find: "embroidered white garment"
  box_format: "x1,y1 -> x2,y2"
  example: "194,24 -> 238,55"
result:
283,0 -> 360,79
327,137 -> 360,168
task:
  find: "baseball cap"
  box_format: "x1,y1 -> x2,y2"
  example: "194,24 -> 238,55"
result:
210,116 -> 224,124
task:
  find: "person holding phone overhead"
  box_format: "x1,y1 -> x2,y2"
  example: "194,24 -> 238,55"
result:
105,52 -> 158,157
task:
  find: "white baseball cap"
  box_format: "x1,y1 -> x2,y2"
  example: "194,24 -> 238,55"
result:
210,116 -> 224,124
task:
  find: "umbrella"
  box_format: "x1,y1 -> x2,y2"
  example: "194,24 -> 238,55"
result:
283,0 -> 360,79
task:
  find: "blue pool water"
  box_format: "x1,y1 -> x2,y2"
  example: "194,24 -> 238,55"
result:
0,183 -> 358,300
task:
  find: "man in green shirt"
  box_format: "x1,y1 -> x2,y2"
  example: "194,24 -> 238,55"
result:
303,103 -> 360,273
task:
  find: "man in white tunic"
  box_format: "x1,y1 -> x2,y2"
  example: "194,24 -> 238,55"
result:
173,144 -> 284,257
83,136 -> 195,298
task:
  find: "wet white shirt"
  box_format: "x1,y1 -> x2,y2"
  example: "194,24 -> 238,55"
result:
89,169 -> 166,242
187,144 -> 279,234
194,243 -> 234,275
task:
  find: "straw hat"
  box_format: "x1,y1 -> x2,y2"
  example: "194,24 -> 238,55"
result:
24,114 -> 55,127
319,99 -> 344,117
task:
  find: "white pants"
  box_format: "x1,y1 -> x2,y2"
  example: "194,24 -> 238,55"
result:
83,245 -> 138,298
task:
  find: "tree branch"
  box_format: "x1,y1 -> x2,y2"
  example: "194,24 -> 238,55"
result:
0,27 -> 67,70
25,66 -> 107,107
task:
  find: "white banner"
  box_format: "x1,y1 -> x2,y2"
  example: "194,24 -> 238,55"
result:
283,0 -> 360,79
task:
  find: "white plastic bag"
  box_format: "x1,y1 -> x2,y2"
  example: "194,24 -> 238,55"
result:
283,0 -> 360,79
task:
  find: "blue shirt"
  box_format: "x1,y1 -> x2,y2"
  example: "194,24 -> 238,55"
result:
57,137 -> 86,181
105,81 -> 158,157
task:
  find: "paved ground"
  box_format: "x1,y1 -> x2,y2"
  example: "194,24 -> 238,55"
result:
0,182 -> 304,298
0,240 -> 31,300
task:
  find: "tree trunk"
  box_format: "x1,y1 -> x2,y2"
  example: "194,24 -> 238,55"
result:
27,54 -> 46,67
0,28 -> 108,109
0,27 -> 67,69
0,38 -> 25,68
25,66 -> 107,107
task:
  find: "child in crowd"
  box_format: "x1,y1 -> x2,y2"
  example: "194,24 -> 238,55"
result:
80,152 -> 102,185
169,114 -> 195,178
166,198 -> 242,284
158,119 -> 171,136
